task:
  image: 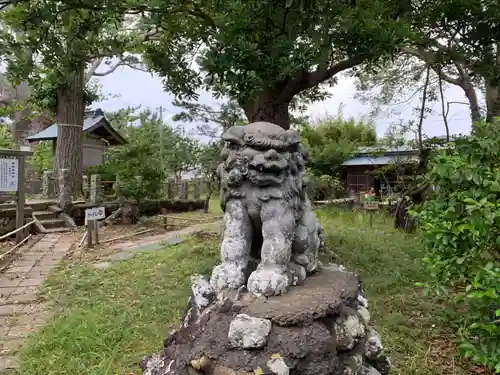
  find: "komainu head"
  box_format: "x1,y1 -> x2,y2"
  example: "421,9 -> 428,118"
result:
219,121 -> 308,206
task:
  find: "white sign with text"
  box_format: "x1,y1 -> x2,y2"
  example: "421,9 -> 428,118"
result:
0,157 -> 18,192
85,207 -> 106,223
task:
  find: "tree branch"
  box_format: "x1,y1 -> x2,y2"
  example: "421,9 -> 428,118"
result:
92,60 -> 149,77
417,65 -> 431,151
280,55 -> 367,102
438,72 -> 450,141
85,58 -> 104,83
400,46 -> 462,86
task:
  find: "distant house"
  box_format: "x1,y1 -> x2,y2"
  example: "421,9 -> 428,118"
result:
25,109 -> 126,169
341,147 -> 420,197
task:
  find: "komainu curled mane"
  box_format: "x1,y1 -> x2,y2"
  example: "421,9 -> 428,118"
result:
210,121 -> 323,297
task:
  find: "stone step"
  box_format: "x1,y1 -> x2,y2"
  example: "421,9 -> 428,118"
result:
32,211 -> 57,220
47,205 -> 62,213
44,227 -> 71,233
38,218 -> 66,229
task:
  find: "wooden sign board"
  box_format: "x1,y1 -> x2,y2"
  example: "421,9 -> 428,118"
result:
363,202 -> 379,210
0,157 -> 19,192
85,207 -> 105,248
85,206 -> 105,224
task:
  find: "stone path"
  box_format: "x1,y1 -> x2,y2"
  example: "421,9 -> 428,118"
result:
0,233 -> 76,373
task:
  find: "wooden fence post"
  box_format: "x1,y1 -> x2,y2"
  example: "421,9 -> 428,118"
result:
193,179 -> 201,200
58,169 -> 72,211
42,170 -> 53,198
16,154 -> 26,243
167,179 -> 175,200
82,175 -> 89,199
179,180 -> 188,200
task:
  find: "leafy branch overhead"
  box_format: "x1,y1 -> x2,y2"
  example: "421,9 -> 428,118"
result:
0,0 -> 412,128
0,1 -> 148,110
355,0 -> 500,124
172,99 -> 246,138
140,0 -> 411,127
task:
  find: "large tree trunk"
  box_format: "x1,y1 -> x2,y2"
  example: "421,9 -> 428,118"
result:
485,82 -> 500,123
55,67 -> 85,197
241,91 -> 291,129
239,57 -> 367,130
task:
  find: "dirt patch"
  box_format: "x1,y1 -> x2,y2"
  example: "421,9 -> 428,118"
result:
73,212 -> 222,261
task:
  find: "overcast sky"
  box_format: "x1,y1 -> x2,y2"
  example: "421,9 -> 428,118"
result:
93,65 -> 476,138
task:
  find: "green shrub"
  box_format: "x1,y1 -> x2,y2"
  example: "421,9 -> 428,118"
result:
84,164 -> 116,182
412,120 -> 500,372
305,172 -> 343,200
86,139 -> 165,202
28,141 -> 52,179
0,125 -> 15,149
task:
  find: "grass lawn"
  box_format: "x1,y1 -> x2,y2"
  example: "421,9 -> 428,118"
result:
170,197 -> 223,220
16,206 -> 468,375
317,207 -> 470,375
17,240 -> 220,375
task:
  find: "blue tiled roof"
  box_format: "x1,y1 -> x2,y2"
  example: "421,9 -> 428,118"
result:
26,115 -> 104,141
342,155 -> 419,166
356,146 -> 417,154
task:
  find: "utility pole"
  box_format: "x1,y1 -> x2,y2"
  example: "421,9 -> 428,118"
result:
158,106 -> 165,175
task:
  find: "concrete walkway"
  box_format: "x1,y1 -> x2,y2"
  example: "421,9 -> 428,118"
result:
0,233 -> 76,372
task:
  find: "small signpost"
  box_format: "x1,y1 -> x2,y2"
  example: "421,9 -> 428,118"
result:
0,149 -> 32,243
363,191 -> 379,229
85,206 -> 105,248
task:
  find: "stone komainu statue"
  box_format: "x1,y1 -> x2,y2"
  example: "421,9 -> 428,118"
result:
210,121 -> 324,297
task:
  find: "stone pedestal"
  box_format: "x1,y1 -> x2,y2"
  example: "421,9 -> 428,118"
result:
140,266 -> 390,375
140,122 -> 391,375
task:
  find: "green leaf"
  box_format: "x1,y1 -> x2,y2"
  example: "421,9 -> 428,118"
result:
422,285 -> 430,297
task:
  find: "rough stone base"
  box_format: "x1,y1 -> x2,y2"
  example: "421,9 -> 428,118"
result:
140,266 -> 391,375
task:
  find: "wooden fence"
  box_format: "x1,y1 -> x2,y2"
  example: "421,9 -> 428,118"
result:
23,172 -> 213,202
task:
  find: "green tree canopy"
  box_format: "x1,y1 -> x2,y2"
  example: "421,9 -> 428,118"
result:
141,0 -> 411,129
300,114 -> 377,177
0,1 -> 146,194
355,0 -> 500,125
94,108 -> 200,181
